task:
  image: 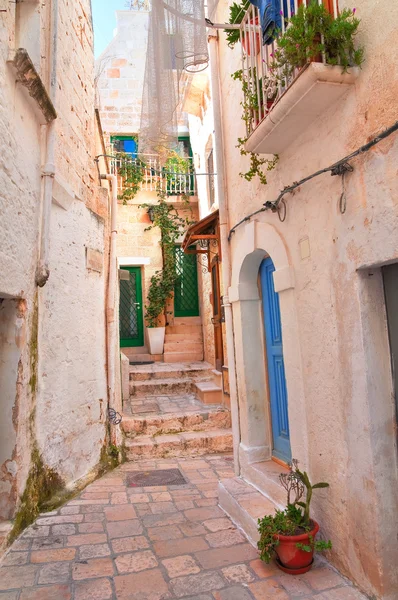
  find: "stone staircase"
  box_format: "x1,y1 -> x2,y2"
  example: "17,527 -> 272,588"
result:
121,361 -> 231,460
164,317 -> 204,363
218,461 -> 289,546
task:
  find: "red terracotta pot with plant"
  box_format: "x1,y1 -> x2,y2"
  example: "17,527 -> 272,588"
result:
241,16 -> 261,57
257,460 -> 332,575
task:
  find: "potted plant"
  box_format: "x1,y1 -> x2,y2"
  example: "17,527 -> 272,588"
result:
271,4 -> 364,79
145,270 -> 168,355
224,1 -> 260,57
257,460 -> 332,574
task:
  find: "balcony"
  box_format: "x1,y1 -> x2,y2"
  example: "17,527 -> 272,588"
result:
110,153 -> 196,198
239,1 -> 359,154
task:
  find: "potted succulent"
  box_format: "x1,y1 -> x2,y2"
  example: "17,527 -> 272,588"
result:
257,460 -> 332,574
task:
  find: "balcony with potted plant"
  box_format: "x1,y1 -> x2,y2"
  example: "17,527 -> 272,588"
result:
234,0 -> 364,154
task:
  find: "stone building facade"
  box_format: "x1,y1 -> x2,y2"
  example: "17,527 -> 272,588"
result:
0,0 -> 110,547
184,1 -> 398,598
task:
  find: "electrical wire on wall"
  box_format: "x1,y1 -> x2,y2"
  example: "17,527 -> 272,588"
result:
228,120 -> 398,240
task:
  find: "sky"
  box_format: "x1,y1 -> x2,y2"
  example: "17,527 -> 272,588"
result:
92,0 -> 127,57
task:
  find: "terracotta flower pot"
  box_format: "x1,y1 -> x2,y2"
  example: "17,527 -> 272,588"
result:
242,16 -> 261,57
275,520 -> 319,574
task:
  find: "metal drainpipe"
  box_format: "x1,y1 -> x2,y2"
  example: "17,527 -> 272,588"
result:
36,0 -> 58,287
208,31 -> 241,475
101,174 -> 118,444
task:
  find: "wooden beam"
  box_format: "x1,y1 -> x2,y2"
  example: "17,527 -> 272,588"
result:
190,234 -> 218,240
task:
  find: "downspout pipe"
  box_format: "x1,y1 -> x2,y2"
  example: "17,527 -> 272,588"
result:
208,32 -> 241,475
101,174 -> 118,444
36,0 -> 58,287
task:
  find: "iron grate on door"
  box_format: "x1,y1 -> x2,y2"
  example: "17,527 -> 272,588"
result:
174,246 -> 199,317
119,273 -> 138,340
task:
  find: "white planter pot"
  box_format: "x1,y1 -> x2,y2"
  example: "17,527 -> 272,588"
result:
147,326 -> 165,355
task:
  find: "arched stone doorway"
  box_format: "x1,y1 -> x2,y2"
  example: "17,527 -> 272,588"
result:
228,220 -> 308,472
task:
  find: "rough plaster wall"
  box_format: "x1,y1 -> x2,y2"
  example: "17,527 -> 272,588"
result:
37,202 -> 107,483
96,10 -> 149,137
205,0 -> 398,596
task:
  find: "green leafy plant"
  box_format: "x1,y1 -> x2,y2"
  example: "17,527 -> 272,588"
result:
231,68 -> 279,185
164,152 -> 193,197
257,460 -> 332,563
271,3 -> 364,78
224,1 -> 250,48
117,152 -> 146,204
140,187 -> 193,327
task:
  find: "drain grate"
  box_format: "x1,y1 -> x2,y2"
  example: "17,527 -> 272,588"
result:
126,469 -> 187,487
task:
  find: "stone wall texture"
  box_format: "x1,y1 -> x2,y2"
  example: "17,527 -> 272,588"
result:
187,0 -> 398,598
0,0 -> 108,524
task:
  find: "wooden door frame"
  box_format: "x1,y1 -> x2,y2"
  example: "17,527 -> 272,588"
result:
211,255 -> 224,371
119,266 -> 144,347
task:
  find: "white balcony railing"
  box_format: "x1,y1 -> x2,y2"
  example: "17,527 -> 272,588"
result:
239,0 -> 338,140
110,153 -> 196,197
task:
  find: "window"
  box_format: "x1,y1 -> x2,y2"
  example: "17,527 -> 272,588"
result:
111,136 -> 138,157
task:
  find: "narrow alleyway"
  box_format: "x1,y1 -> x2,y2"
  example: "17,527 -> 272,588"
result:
0,455 -> 367,600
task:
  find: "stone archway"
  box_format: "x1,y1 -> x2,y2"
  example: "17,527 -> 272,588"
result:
228,220 -> 308,470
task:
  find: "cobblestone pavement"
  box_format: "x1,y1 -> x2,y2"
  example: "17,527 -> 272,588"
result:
0,455 -> 367,600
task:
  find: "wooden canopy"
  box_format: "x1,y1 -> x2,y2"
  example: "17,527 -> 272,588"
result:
182,210 -> 220,271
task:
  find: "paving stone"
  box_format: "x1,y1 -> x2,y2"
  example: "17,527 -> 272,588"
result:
149,502 -> 178,515
1,551 -> 29,566
111,536 -> 150,554
175,500 -> 195,510
170,571 -> 224,598
213,586 -> 253,600
115,550 -> 158,574
150,492 -> 172,502
249,578 -> 290,599
178,522 -> 206,537
36,515 -> 84,525
31,536 -> 64,550
60,506 -> 81,515
154,536 -> 208,558
78,522 -> 105,534
81,492 -> 110,501
0,565 -> 39,590
104,505 -> 137,522
19,584 -> 72,599
79,543 -> 111,560
142,512 -> 185,527
106,519 -> 143,539
114,568 -> 171,599
194,499 -> 217,507
205,529 -> 245,548
82,505 -> 109,513
67,533 -> 108,546
30,548 -> 76,563
10,539 -> 31,551
111,493 -> 128,504
128,494 -> 150,504
74,578 -> 113,600
303,567 -> 348,591
38,561 -> 71,584
221,563 -> 255,584
72,558 -> 114,581
0,592 -> 19,599
250,558 -> 280,578
315,588 -> 367,600
276,573 -> 313,596
22,526 -> 50,538
184,507 -> 224,522
52,524 -> 76,536
195,544 -> 258,569
84,513 -> 105,523
162,555 -> 201,578
203,519 -> 233,533
147,525 -> 183,541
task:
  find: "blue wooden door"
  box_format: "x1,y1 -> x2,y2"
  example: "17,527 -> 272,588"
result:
260,257 -> 291,463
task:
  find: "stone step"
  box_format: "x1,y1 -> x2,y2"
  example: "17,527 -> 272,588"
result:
122,408 -> 231,438
129,377 -> 198,396
165,333 -> 202,342
125,428 -> 233,460
243,460 -> 289,508
129,364 -> 213,382
195,381 -> 223,405
166,325 -> 202,335
218,477 -> 279,546
173,317 -> 202,326
164,341 -> 203,353
164,351 -> 204,363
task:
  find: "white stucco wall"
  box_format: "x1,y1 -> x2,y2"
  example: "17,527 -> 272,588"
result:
188,0 -> 398,597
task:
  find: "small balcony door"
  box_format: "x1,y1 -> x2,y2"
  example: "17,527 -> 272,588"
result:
119,267 -> 144,347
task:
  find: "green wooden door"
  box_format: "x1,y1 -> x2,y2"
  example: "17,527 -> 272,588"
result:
174,246 -> 200,317
119,267 -> 144,347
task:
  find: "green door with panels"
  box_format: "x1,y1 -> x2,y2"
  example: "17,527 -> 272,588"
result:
119,267 -> 144,347
174,246 -> 200,317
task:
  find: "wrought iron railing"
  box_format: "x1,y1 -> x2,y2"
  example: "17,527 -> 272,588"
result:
110,153 -> 196,196
239,0 -> 338,139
